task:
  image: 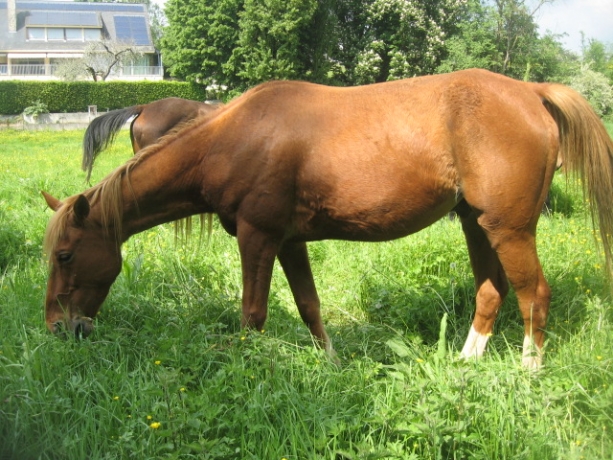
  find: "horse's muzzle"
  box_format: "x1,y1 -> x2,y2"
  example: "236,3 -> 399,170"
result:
51,316 -> 94,339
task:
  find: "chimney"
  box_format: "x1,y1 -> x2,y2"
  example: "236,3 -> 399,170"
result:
8,0 -> 16,33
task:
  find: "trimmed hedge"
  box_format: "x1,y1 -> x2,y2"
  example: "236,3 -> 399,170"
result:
0,80 -> 210,115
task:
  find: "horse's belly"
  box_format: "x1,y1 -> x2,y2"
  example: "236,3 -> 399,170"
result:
292,191 -> 457,242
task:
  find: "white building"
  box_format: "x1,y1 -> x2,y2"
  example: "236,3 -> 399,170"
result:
0,0 -> 162,80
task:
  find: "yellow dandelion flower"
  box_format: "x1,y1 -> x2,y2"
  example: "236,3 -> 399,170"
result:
596,356 -> 603,361
154,360 -> 161,365
180,387 -> 186,392
416,358 -> 424,363
149,422 -> 161,429
146,415 -> 153,420
113,396 -> 119,401
240,336 -> 246,341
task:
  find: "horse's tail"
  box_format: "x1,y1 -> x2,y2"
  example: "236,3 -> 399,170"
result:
536,83 -> 613,276
82,106 -> 143,182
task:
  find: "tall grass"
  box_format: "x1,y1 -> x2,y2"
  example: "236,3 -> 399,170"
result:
0,127 -> 612,459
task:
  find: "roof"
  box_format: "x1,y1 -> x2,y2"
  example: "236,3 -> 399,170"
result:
0,1 -> 155,54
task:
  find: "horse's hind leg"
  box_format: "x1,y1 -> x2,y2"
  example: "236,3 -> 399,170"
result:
486,226 -> 551,368
467,204 -> 551,368
277,242 -> 334,355
459,211 -> 509,360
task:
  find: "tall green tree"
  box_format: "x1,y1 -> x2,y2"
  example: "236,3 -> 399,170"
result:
582,38 -> 613,84
329,0 -> 373,85
226,0 -> 319,87
161,0 -> 243,89
437,0 -> 499,73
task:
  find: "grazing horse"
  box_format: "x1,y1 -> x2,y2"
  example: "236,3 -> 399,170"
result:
82,97 -> 222,181
43,69 -> 613,369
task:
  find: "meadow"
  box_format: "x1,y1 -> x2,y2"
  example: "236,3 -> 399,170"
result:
0,126 -> 612,459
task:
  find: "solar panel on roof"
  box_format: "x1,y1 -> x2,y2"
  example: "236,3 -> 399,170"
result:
27,11 -> 100,27
15,2 -> 145,13
114,15 -> 150,46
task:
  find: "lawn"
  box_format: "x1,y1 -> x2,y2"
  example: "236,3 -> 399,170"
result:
0,126 -> 612,459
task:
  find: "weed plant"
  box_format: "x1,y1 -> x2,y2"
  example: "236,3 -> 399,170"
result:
0,127 -> 612,459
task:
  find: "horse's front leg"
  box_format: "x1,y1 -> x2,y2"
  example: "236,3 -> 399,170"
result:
277,241 -> 334,355
236,221 -> 280,331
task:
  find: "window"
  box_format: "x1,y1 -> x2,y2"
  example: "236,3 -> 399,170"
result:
11,58 -> 45,75
47,28 -> 64,40
28,27 -> 45,40
84,29 -> 100,41
66,28 -> 83,41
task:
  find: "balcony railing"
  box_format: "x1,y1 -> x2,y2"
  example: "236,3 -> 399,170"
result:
0,64 -> 163,79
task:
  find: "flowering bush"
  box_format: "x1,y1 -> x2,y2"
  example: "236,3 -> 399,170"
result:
570,66 -> 613,118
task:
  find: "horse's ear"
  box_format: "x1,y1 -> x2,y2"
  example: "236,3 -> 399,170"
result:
42,191 -> 62,211
73,195 -> 90,223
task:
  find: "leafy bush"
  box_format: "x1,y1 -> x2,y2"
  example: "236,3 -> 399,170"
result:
570,67 -> 613,118
22,100 -> 49,118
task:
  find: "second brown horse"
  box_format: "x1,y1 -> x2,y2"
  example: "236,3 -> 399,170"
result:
82,97 -> 222,181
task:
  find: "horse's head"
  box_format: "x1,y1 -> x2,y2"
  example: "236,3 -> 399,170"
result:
42,192 -> 122,338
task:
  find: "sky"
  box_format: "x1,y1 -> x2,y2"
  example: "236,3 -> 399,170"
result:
534,0 -> 613,53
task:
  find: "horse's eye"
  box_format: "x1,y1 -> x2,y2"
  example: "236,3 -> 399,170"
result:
57,252 -> 73,264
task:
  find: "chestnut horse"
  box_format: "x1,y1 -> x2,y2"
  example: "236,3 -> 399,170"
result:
43,69 -> 613,368
82,97 -> 222,181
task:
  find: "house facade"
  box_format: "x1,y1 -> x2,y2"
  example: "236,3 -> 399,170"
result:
0,0 -> 162,80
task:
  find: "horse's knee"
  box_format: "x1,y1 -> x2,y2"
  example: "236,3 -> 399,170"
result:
242,308 -> 267,331
521,279 -> 551,330
473,279 -> 507,331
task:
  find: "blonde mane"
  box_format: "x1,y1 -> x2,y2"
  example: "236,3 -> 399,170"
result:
44,109 -> 224,260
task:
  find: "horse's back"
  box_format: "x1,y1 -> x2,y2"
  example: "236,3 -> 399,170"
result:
202,70 -> 561,241
132,98 -> 214,150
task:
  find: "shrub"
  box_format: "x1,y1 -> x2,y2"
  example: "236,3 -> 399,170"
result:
570,67 -> 613,118
22,100 -> 49,118
0,80 -> 210,115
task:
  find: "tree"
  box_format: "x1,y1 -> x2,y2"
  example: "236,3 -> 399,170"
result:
437,0 -> 499,74
527,31 -> 578,83
329,0 -> 373,85
438,0 -> 576,82
161,0 -> 243,89
353,0 -> 465,83
226,0 -> 318,87
160,0 -> 471,88
582,38 -> 613,84
54,40 -> 142,82
148,2 -> 167,49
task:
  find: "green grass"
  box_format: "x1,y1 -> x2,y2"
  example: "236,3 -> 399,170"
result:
1,128 -> 612,459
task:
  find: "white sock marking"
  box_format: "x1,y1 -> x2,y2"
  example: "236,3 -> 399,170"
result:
522,335 -> 543,369
460,325 -> 490,360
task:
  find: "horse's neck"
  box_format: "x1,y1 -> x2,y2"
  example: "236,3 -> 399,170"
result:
117,145 -> 209,240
